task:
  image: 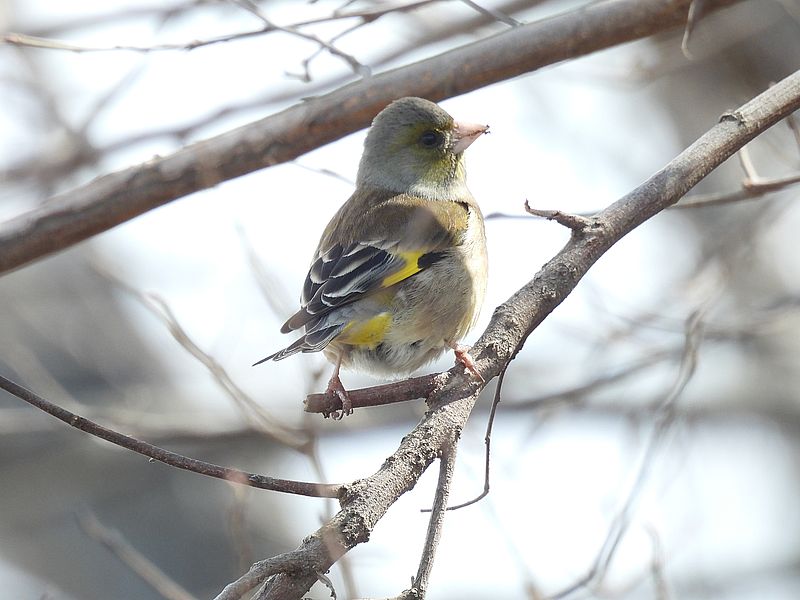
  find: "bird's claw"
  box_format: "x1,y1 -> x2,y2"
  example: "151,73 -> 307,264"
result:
451,343 -> 484,383
326,373 -> 352,419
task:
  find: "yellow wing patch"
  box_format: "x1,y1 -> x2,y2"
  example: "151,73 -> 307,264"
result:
337,312 -> 393,348
381,251 -> 424,288
336,251 -> 429,348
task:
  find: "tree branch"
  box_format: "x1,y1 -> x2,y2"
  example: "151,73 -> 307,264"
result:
78,512 -> 200,600
0,0 -> 740,275
410,435 -> 458,598
0,374 -> 342,499
213,66 -> 800,600
304,372 -> 440,415
549,311 -> 706,599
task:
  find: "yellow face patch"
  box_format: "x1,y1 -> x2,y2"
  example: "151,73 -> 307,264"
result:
337,312 -> 393,348
381,251 -> 424,288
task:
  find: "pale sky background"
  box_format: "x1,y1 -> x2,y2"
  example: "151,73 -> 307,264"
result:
2,1 -> 800,599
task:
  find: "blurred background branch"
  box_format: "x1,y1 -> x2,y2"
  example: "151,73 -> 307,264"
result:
0,0 -> 739,275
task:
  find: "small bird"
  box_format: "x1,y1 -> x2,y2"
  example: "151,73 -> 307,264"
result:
255,97 -> 489,416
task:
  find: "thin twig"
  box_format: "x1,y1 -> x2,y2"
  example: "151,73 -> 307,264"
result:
25,1 -> 223,37
2,30 -> 272,53
78,512 -> 200,600
93,263 -> 306,450
22,0 -> 438,38
489,169 -> 800,220
231,0 -> 370,77
524,200 -> 596,231
506,348 -> 680,411
547,311 -> 705,600
681,0 -> 708,59
459,0 -> 521,26
647,526 -> 672,600
443,366 -> 508,511
228,486 -> 255,575
238,226 -> 298,326
0,373 -> 342,498
304,373 -> 442,415
787,113 -> 800,150
412,436 -> 459,598
5,0 -> 442,56
288,19 -> 367,82
673,171 -> 800,208
736,144 -> 761,182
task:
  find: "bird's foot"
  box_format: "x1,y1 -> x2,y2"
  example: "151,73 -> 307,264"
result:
449,343 -> 484,383
326,372 -> 352,419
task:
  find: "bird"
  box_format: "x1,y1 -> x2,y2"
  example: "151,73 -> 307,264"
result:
255,97 -> 489,417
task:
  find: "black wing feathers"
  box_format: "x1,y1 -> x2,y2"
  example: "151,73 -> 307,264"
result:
282,241 -> 396,333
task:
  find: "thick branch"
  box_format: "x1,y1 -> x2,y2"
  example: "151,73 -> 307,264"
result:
215,68 -> 800,600
0,0 -> 740,274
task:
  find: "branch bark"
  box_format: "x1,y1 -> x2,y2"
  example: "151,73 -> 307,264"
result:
214,66 -> 800,600
0,0 -> 740,274
0,374 -> 342,499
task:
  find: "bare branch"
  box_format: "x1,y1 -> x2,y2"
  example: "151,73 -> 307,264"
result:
93,264 -> 306,449
458,0 -> 521,27
229,0 -> 370,77
681,0 -> 710,59
305,372 -> 441,415
78,512 -> 200,600
441,366 -> 508,511
412,437 -> 458,598
787,113 -> 800,150
212,66 -> 800,600
2,1 -> 436,57
736,144 -> 761,181
24,1 -> 222,37
2,30 -> 274,53
0,374 -> 342,499
227,487 -> 256,575
548,311 -> 706,599
214,551 -> 309,600
524,200 -> 597,232
0,0 -> 741,275
647,526 -> 673,600
506,348 -> 680,411
673,170 -> 800,208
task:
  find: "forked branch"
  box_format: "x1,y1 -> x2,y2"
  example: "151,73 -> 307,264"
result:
215,68 -> 800,600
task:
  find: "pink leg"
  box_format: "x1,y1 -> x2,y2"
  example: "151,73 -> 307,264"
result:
447,341 -> 484,383
325,355 -> 352,419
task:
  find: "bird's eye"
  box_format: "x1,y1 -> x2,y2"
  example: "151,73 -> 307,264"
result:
419,130 -> 444,149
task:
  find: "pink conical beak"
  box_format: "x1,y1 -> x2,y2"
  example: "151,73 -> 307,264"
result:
452,121 -> 490,154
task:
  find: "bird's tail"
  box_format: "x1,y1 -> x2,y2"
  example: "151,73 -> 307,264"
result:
252,323 -> 345,366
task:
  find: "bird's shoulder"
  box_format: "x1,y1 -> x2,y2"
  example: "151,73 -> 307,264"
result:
320,187 -> 473,253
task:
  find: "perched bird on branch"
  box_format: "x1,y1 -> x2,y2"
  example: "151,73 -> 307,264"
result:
256,97 -> 489,417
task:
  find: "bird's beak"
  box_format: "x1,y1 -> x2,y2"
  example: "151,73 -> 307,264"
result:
452,121 -> 490,154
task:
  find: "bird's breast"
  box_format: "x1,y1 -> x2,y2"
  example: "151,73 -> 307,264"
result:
391,205 -> 487,344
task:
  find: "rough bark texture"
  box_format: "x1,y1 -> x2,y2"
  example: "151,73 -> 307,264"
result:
222,69 -> 800,599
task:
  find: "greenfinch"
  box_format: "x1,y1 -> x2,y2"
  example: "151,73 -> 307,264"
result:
256,97 -> 489,416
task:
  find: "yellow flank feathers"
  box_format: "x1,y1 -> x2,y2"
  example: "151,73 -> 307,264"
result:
337,312 -> 393,348
381,251 -> 424,288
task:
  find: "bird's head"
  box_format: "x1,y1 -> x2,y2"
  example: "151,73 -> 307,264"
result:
356,97 -> 489,199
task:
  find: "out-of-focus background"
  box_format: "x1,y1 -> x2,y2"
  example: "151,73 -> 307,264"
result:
2,1 -> 800,598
